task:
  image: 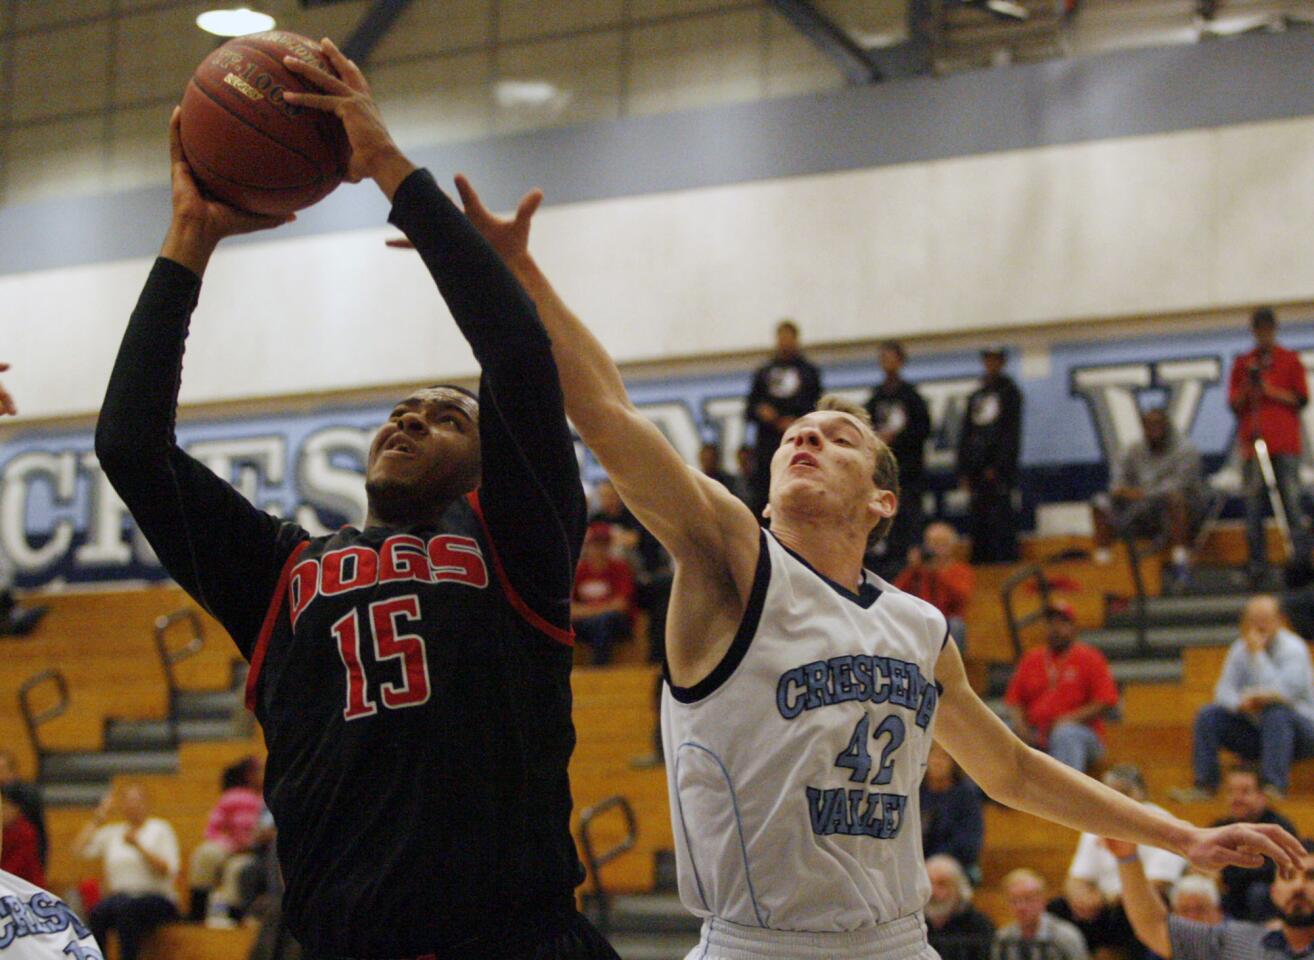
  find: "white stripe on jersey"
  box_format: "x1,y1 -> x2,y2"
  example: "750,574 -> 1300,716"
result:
661,530 -> 949,933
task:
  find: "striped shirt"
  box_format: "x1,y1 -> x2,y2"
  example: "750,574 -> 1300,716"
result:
1168,916 -> 1314,960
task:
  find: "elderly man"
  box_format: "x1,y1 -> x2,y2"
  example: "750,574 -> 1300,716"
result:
1091,408 -> 1205,587
1005,600 -> 1121,773
926,854 -> 995,960
994,869 -> 1090,960
1183,596 -> 1314,799
1111,834 -> 1314,960
1170,876 -> 1224,927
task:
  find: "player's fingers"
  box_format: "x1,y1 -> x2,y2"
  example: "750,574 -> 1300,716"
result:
282,89 -> 342,113
283,55 -> 351,95
168,106 -> 183,164
1239,829 -> 1290,868
1257,824 -> 1306,869
0,363 -> 12,373
453,174 -> 489,220
385,238 -> 416,249
516,189 -> 544,226
320,38 -> 368,91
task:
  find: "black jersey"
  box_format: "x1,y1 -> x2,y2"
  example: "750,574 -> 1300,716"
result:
96,170 -> 588,957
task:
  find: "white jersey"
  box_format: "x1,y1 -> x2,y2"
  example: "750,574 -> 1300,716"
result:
662,530 -> 948,934
0,869 -> 103,959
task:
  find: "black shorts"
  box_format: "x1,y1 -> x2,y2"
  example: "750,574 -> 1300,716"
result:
306,911 -> 621,960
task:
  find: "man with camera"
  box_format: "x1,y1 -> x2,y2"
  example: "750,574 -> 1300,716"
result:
1228,307 -> 1312,584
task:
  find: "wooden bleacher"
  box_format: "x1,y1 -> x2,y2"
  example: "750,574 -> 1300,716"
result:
13,521 -> 1294,950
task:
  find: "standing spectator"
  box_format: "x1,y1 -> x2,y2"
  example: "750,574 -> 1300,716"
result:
1208,766 -> 1299,920
1109,835 -> 1314,960
1169,875 -> 1224,926
75,784 -> 180,960
745,319 -> 822,517
187,756 -> 265,924
698,440 -> 739,494
1181,595 -> 1314,798
0,749 -> 46,869
572,523 -> 636,665
958,346 -> 1023,564
1228,307 -> 1313,585
1004,600 -> 1120,773
1,793 -> 44,887
994,869 -> 1090,960
1091,408 -> 1206,588
921,743 -> 985,881
896,522 -> 976,649
926,854 -> 995,960
865,340 -> 932,574
590,479 -> 671,664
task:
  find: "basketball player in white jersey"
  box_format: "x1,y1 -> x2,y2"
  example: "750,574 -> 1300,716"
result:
442,179 -> 1303,960
1,795 -> 105,959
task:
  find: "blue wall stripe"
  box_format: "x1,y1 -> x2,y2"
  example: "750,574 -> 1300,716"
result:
2,29 -> 1313,277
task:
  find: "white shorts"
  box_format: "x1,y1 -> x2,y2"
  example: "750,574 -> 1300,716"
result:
685,913 -> 940,960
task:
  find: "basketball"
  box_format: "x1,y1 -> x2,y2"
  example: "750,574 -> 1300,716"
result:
179,31 -> 349,216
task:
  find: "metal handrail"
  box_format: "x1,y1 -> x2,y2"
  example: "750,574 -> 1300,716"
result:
153,609 -> 205,742
1121,534 -> 1152,656
18,670 -> 68,776
1000,547 -> 1090,660
578,795 -> 638,934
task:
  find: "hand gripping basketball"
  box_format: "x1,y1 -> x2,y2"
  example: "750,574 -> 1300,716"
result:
282,39 -> 406,189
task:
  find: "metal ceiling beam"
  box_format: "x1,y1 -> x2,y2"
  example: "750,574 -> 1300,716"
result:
341,0 -> 414,64
766,0 -> 883,83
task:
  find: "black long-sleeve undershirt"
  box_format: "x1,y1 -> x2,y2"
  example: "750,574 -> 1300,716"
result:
96,168 -> 584,656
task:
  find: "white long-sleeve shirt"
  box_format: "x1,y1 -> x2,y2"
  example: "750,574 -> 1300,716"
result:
1213,629 -> 1314,726
79,819 -> 179,902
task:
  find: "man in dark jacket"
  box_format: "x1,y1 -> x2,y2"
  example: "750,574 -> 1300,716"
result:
957,346 -> 1023,563
744,320 -> 822,517
865,340 -> 931,576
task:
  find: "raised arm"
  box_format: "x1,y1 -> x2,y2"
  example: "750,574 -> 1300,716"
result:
934,639 -> 1304,873
96,110 -> 307,659
452,177 -> 763,667
288,45 -> 584,631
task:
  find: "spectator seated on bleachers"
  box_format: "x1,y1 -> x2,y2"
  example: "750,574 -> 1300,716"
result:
1,789 -> 45,887
1004,600 -> 1120,774
572,523 -> 637,666
895,523 -> 975,649
921,743 -> 985,882
1209,766 -> 1298,921
1047,876 -> 1137,960
1170,875 -> 1224,926
1176,595 -> 1314,800
75,784 -> 180,960
994,868 -> 1091,960
188,756 -> 265,926
590,479 -> 672,663
1091,407 -> 1206,590
925,854 -> 994,960
0,749 -> 47,871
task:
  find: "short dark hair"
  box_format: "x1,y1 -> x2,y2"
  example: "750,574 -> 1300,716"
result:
1252,307 -> 1277,330
777,319 -> 799,336
879,340 -> 906,361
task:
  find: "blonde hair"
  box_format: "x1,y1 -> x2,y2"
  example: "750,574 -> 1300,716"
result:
815,395 -> 901,544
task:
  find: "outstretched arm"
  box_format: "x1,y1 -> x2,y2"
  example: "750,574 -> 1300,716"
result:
452,178 -> 763,664
934,640 -> 1304,873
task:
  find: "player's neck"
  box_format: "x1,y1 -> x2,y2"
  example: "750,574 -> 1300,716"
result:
770,519 -> 867,591
364,501 -> 452,530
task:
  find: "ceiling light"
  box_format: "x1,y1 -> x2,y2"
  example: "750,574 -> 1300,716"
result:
196,8 -> 276,37
494,80 -> 564,108
985,0 -> 1030,20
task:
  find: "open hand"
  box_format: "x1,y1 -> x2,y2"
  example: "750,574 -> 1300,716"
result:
282,38 -> 412,192
454,174 -> 542,263
1182,821 -> 1305,872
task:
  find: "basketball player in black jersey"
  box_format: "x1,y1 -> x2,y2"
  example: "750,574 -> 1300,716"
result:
96,39 -> 618,960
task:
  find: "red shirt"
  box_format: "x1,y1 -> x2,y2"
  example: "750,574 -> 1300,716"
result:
1,813 -> 46,887
1229,345 -> 1308,457
572,557 -> 635,619
894,561 -> 975,620
1004,642 -> 1119,743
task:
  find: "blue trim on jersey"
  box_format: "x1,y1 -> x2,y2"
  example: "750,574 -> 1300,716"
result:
673,741 -> 768,929
665,529 -> 771,704
774,534 -> 883,609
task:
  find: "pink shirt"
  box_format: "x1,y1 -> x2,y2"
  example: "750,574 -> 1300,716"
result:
203,787 -> 265,853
